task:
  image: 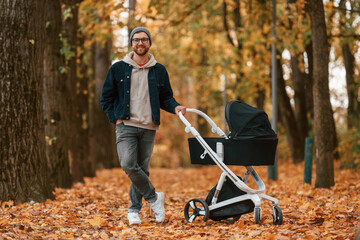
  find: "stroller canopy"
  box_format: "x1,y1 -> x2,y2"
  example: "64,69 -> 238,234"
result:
225,100 -> 276,139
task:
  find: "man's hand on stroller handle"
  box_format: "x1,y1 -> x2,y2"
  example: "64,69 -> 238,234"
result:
175,105 -> 186,116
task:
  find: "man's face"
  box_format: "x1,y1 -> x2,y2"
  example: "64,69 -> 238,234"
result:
132,32 -> 150,56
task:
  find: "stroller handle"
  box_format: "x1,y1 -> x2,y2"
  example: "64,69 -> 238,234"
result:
178,109 -> 227,138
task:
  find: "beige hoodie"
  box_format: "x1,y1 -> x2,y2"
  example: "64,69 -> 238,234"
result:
122,52 -> 159,130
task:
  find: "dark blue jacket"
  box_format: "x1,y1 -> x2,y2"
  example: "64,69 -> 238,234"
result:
100,60 -> 180,125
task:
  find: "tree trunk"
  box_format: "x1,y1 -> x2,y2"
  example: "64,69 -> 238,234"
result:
61,0 -> 86,182
127,0 -> 136,48
90,41 -> 118,169
276,55 -> 304,163
286,0 -> 311,144
0,0 -> 54,203
196,47 -> 210,136
43,0 -> 72,188
342,44 -> 359,129
338,0 -> 359,130
76,33 -> 93,177
290,54 -> 308,146
305,43 -> 314,119
255,86 -> 265,110
308,0 -> 335,188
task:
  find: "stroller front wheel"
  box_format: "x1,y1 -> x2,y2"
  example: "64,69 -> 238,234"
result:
184,198 -> 210,223
272,205 -> 283,225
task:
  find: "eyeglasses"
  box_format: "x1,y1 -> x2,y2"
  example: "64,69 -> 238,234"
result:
132,38 -> 149,44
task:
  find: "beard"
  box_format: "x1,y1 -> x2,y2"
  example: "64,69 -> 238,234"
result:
133,45 -> 149,56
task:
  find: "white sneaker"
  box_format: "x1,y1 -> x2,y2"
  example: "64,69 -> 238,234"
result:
127,212 -> 141,225
150,192 -> 165,223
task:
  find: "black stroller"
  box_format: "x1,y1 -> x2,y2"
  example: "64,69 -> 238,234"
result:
178,100 -> 283,225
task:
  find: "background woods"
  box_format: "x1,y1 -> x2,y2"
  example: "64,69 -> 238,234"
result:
0,0 -> 359,204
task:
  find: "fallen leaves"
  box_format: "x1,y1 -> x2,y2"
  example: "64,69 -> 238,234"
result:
88,216 -> 106,226
1,200 -> 14,208
0,161 -> 359,239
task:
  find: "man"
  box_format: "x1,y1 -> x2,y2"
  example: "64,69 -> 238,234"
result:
100,27 -> 186,225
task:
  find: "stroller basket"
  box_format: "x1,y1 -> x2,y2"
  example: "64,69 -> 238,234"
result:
188,137 -> 278,166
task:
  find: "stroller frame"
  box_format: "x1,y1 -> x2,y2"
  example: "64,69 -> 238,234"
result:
179,109 -> 283,224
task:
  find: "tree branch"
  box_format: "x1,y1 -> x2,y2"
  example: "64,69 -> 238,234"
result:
169,2 -> 207,25
329,34 -> 360,39
223,1 -> 235,47
334,6 -> 360,14
233,0 -> 242,50
144,1 -> 209,26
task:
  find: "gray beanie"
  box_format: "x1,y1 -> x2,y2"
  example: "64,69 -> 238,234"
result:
130,27 -> 152,46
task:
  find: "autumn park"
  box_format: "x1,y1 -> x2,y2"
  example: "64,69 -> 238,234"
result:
0,0 -> 360,239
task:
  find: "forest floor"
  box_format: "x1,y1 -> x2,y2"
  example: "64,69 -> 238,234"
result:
0,161 -> 359,239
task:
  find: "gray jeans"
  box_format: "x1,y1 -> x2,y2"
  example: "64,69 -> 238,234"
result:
116,123 -> 157,213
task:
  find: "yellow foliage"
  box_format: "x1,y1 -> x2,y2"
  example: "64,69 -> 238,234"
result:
74,0 -> 360,167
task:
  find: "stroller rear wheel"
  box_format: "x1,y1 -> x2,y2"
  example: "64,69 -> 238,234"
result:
272,205 -> 283,225
184,198 -> 210,223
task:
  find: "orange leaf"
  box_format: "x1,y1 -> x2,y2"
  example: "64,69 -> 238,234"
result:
88,216 -> 106,226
